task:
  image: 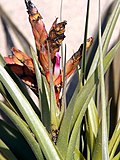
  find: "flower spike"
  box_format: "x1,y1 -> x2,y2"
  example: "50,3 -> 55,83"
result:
48,18 -> 67,60
25,0 -> 67,75
5,1 -> 93,109
25,0 -> 42,17
64,37 -> 93,78
5,47 -> 37,94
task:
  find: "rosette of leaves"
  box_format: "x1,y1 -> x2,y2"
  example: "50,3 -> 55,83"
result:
0,0 -> 120,160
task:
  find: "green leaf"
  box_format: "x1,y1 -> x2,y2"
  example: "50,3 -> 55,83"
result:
0,54 -> 40,118
0,65 -> 61,160
88,0 -> 120,79
0,101 -> 44,160
0,82 -> 20,115
0,54 -> 6,66
70,76 -> 97,131
81,0 -> 90,83
92,123 -> 102,160
92,7 -> 120,160
66,85 -> 96,160
57,36 -> 120,159
103,41 -> 120,73
30,47 -> 50,131
102,0 -> 120,55
71,39 -> 119,132
93,120 -> 120,160
6,67 -> 41,117
74,148 -> 86,160
74,128 -> 80,157
57,80 -> 80,158
109,119 -> 120,159
107,98 -> 112,139
98,0 -> 109,159
112,152 -> 120,160
0,139 -> 18,160
0,154 -> 8,160
86,98 -> 99,154
87,98 -> 99,138
109,134 -> 120,160
0,120 -> 37,160
30,48 -> 42,110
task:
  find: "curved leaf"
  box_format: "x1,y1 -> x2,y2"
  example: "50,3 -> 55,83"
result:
0,54 -> 40,118
57,39 -> 120,158
81,0 -> 90,83
88,98 -> 99,138
0,140 -> 18,160
66,85 -> 96,160
0,120 -> 36,160
30,48 -> 50,131
92,123 -> 102,160
86,99 -> 99,153
112,152 -> 120,160
109,119 -> 120,159
0,101 -> 43,160
0,65 -> 61,160
98,0 -> 109,159
88,0 -> 120,79
57,81 -> 80,158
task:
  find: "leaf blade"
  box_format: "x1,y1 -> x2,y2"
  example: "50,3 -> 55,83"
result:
0,101 -> 44,160
0,65 -> 61,160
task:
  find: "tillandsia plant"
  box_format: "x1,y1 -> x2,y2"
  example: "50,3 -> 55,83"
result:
0,0 -> 120,160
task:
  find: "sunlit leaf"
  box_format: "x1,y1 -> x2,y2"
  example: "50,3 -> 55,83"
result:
0,101 -> 44,160
0,65 -> 61,160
